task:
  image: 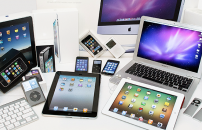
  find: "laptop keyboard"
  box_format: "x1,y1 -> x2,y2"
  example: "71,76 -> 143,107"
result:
125,63 -> 193,92
0,98 -> 38,130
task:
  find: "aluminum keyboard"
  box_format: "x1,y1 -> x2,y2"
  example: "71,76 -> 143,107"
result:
0,98 -> 38,130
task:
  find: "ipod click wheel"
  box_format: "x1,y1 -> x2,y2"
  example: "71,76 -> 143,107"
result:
30,91 -> 41,102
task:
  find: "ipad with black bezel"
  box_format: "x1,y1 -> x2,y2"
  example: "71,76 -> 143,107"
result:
0,16 -> 37,68
42,71 -> 101,118
102,78 -> 185,130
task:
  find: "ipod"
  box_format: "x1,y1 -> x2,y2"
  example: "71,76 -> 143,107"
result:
79,31 -> 107,58
104,38 -> 125,59
24,69 -> 43,82
92,60 -> 102,73
21,77 -> 46,106
75,57 -> 88,73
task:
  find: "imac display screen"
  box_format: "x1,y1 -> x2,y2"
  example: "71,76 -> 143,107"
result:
98,0 -> 183,26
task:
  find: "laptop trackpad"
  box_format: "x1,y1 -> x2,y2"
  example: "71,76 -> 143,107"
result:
138,80 -> 162,88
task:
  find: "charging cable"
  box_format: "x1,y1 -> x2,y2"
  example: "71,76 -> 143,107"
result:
108,80 -> 120,94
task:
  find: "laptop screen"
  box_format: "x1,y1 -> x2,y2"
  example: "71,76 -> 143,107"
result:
137,21 -> 202,73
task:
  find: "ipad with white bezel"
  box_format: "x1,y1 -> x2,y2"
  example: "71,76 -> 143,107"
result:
42,71 -> 101,118
102,79 -> 185,130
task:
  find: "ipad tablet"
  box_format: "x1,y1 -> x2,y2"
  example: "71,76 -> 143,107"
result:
0,16 -> 37,68
42,71 -> 101,118
102,79 -> 185,130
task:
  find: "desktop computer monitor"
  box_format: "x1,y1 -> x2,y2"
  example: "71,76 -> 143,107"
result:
97,0 -> 185,35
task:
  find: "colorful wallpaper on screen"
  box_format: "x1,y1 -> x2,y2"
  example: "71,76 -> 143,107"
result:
109,82 -> 177,129
137,21 -> 202,73
101,0 -> 178,22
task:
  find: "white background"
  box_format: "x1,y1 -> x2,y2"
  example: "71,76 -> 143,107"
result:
1,0 -> 202,130
35,0 -> 202,57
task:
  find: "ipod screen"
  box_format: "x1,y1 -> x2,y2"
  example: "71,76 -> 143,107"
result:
22,78 -> 39,92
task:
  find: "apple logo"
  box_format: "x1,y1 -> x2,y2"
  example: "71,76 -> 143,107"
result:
128,27 -> 131,32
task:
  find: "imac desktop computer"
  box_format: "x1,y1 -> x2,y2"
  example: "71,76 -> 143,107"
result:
97,0 -> 185,35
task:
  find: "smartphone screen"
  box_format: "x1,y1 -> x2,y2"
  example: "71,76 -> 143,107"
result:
102,60 -> 119,75
45,56 -> 53,73
75,57 -> 88,72
0,57 -> 27,87
81,35 -> 103,55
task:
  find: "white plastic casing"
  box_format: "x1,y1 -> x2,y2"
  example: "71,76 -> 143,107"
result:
104,38 -> 125,59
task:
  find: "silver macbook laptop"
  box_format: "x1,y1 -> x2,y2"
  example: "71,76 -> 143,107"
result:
110,16 -> 202,107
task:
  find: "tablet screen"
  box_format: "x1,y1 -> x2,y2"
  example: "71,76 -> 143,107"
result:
0,19 -> 36,67
49,75 -> 96,113
109,82 -> 177,129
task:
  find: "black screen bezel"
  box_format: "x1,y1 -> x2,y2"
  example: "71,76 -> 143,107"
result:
42,71 -> 101,118
101,60 -> 120,75
98,0 -> 183,26
0,16 -> 37,68
75,57 -> 89,73
81,35 -> 103,56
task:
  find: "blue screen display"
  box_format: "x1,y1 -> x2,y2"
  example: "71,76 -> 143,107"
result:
103,62 -> 118,74
137,21 -> 202,73
49,75 -> 96,113
0,22 -> 33,64
76,59 -> 88,71
45,56 -> 53,73
22,78 -> 39,92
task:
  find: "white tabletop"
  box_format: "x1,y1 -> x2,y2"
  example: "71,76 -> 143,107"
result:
0,57 -> 202,130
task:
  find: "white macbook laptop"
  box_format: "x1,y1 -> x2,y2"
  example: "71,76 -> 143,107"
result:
110,16 -> 202,107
